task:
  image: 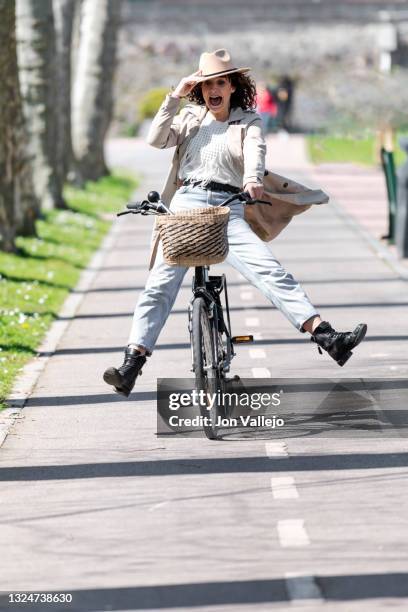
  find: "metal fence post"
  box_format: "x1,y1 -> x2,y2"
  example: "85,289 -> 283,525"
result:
380,146 -> 398,243
396,137 -> 408,258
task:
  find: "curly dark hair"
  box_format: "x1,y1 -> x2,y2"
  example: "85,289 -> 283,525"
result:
187,72 -> 257,111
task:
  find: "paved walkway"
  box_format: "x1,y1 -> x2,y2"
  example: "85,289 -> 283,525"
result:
0,135 -> 407,611
268,132 -> 390,240
312,162 -> 389,243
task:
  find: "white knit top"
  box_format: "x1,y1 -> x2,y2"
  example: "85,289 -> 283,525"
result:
178,112 -> 242,188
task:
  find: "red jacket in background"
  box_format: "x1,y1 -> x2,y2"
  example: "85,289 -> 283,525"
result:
256,88 -> 278,116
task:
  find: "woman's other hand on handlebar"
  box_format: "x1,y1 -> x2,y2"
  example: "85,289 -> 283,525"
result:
244,182 -> 264,200
172,71 -> 203,98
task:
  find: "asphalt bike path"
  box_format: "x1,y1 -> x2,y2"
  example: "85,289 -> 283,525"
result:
0,135 -> 407,611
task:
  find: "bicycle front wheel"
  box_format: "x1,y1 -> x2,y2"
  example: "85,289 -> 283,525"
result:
191,296 -> 221,440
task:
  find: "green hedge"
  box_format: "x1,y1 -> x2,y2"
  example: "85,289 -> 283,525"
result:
138,87 -> 169,120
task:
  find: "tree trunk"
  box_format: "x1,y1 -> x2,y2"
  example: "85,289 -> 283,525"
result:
71,0 -> 121,183
53,0 -> 76,183
0,0 -> 39,252
16,0 -> 65,210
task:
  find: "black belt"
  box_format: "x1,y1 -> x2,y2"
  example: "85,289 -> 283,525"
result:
182,179 -> 241,194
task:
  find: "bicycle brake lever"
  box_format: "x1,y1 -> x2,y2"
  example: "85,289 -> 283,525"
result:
117,210 -> 133,217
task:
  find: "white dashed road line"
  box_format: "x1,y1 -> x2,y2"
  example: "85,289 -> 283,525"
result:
285,573 -> 323,604
251,367 -> 271,377
271,476 -> 299,499
263,390 -> 317,601
265,442 -> 289,457
277,519 -> 310,547
245,316 -> 260,327
240,291 -> 253,301
249,348 -> 267,359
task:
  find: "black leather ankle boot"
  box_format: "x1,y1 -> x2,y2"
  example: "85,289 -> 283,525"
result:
311,321 -> 367,366
103,347 -> 147,397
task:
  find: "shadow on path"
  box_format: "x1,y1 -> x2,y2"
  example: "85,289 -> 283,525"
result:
0,573 -> 407,610
25,391 -> 156,407
52,334 -> 408,355
1,452 -> 408,481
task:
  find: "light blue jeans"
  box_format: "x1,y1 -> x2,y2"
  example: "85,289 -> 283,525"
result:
128,185 -> 318,354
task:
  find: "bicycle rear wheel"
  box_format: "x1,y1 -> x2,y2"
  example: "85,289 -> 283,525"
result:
191,296 -> 221,439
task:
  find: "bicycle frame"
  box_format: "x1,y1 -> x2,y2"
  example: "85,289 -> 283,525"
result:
189,265 -> 235,377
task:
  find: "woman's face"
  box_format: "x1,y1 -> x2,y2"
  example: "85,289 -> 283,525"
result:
201,76 -> 236,120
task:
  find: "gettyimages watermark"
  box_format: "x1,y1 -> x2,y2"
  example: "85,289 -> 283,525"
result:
157,377 -> 408,438
166,388 -> 285,429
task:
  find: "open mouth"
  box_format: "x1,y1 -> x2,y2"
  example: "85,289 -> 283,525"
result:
209,96 -> 223,107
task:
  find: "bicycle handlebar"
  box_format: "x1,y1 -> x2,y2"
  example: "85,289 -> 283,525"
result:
117,190 -> 271,217
117,199 -> 169,217
218,191 -> 271,207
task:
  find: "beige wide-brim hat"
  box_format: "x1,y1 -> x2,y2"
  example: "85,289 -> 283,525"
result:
195,48 -> 251,81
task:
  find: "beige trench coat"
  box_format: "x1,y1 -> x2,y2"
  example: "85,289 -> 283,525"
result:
146,93 -> 329,267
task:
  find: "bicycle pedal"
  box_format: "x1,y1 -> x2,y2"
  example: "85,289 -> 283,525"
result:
232,335 -> 253,344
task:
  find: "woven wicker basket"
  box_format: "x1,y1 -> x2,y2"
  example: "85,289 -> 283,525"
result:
155,206 -> 230,267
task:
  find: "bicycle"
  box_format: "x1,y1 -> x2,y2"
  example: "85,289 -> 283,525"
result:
118,190 -> 271,439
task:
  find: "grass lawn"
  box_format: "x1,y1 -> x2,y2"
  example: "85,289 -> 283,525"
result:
307,133 -> 407,167
0,173 -> 137,411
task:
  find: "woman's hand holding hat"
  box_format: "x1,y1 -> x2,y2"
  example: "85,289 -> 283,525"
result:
172,71 -> 203,99
171,49 -> 250,99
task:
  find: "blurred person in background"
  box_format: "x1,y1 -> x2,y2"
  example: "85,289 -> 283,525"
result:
103,49 -> 367,397
276,75 -> 294,131
256,80 -> 278,134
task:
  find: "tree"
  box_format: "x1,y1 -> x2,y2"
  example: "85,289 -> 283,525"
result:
53,0 -> 76,184
0,0 -> 39,252
16,0 -> 65,210
71,0 -> 121,183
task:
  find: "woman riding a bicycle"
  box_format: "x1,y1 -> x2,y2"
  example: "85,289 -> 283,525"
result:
103,48 -> 367,398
